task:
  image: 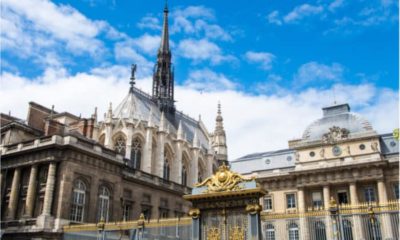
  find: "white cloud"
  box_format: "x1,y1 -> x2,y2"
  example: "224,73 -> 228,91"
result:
183,69 -> 238,91
329,0 -> 345,12
245,51 -> 275,70
1,67 -> 397,159
267,11 -> 282,25
177,38 -> 236,64
113,42 -> 153,75
2,0 -> 108,56
284,4 -> 324,23
132,34 -> 161,55
170,6 -> 232,42
137,16 -> 162,30
294,62 -> 344,85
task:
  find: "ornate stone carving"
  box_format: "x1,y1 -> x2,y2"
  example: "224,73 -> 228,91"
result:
322,126 -> 350,144
319,148 -> 325,158
195,163 -> 253,193
371,142 -> 378,152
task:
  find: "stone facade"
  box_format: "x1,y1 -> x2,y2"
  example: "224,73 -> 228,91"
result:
231,103 -> 399,240
0,3 -> 228,239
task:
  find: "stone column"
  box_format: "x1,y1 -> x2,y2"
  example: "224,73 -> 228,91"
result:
25,165 -> 38,218
191,148 -> 200,187
349,182 -> 359,204
175,141 -> 183,184
377,179 -> 394,239
7,168 -> 21,220
349,182 -> 364,240
104,124 -> 113,148
143,127 -> 154,174
0,171 -> 3,201
156,132 -> 166,178
42,162 -> 57,216
298,188 -> 309,240
125,127 -> 133,160
323,185 -> 334,240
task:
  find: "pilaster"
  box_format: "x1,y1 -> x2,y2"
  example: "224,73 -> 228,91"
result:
25,164 -> 38,218
42,162 -> 57,216
377,179 -> 394,239
6,168 -> 21,220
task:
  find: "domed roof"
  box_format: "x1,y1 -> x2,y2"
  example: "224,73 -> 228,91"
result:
302,104 -> 374,141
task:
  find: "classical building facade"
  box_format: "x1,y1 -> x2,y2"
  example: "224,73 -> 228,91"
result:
0,4 -> 227,239
231,103 -> 399,240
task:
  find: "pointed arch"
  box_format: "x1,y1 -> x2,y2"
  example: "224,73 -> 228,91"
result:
163,144 -> 174,180
98,134 -> 105,146
181,151 -> 190,186
130,135 -> 143,170
198,158 -> 206,183
113,132 -> 127,156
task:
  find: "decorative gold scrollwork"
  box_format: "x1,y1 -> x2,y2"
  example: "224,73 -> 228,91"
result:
246,203 -> 262,214
195,163 -> 253,193
229,226 -> 245,240
188,208 -> 200,219
207,227 -> 220,240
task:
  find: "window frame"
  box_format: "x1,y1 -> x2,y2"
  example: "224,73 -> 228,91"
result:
286,193 -> 297,209
70,179 -> 87,222
363,186 -> 376,203
263,195 -> 273,212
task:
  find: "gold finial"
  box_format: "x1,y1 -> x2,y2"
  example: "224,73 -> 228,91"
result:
329,196 -> 337,207
393,128 -> 399,141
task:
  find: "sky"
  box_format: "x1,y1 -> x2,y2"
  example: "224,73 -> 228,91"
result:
1,0 -> 399,159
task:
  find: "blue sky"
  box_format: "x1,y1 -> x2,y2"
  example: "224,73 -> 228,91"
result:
1,0 -> 399,158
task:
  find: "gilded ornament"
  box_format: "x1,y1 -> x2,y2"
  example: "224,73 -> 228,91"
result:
229,226 -> 245,240
329,196 -> 337,207
246,203 -> 262,214
188,208 -> 200,219
195,163 -> 253,193
207,227 -> 220,240
393,128 -> 399,140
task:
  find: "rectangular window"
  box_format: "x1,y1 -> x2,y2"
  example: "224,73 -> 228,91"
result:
338,191 -> 349,204
286,194 -> 296,209
312,192 -> 323,208
393,183 -> 399,200
123,204 -> 131,221
364,187 -> 376,202
264,196 -> 273,211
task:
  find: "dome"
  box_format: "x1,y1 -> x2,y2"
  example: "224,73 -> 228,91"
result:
302,104 -> 374,141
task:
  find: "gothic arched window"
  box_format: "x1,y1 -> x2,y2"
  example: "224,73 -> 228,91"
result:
114,136 -> 126,156
130,137 -> 142,169
181,165 -> 187,186
163,158 -> 170,180
70,180 -> 86,222
97,186 -> 110,222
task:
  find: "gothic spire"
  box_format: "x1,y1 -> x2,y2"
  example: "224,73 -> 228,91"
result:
212,102 -> 228,164
152,1 -> 175,115
160,1 -> 169,53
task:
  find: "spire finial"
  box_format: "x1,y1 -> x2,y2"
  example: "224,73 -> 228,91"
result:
164,0 -> 168,12
130,64 -> 137,92
217,101 -> 221,115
